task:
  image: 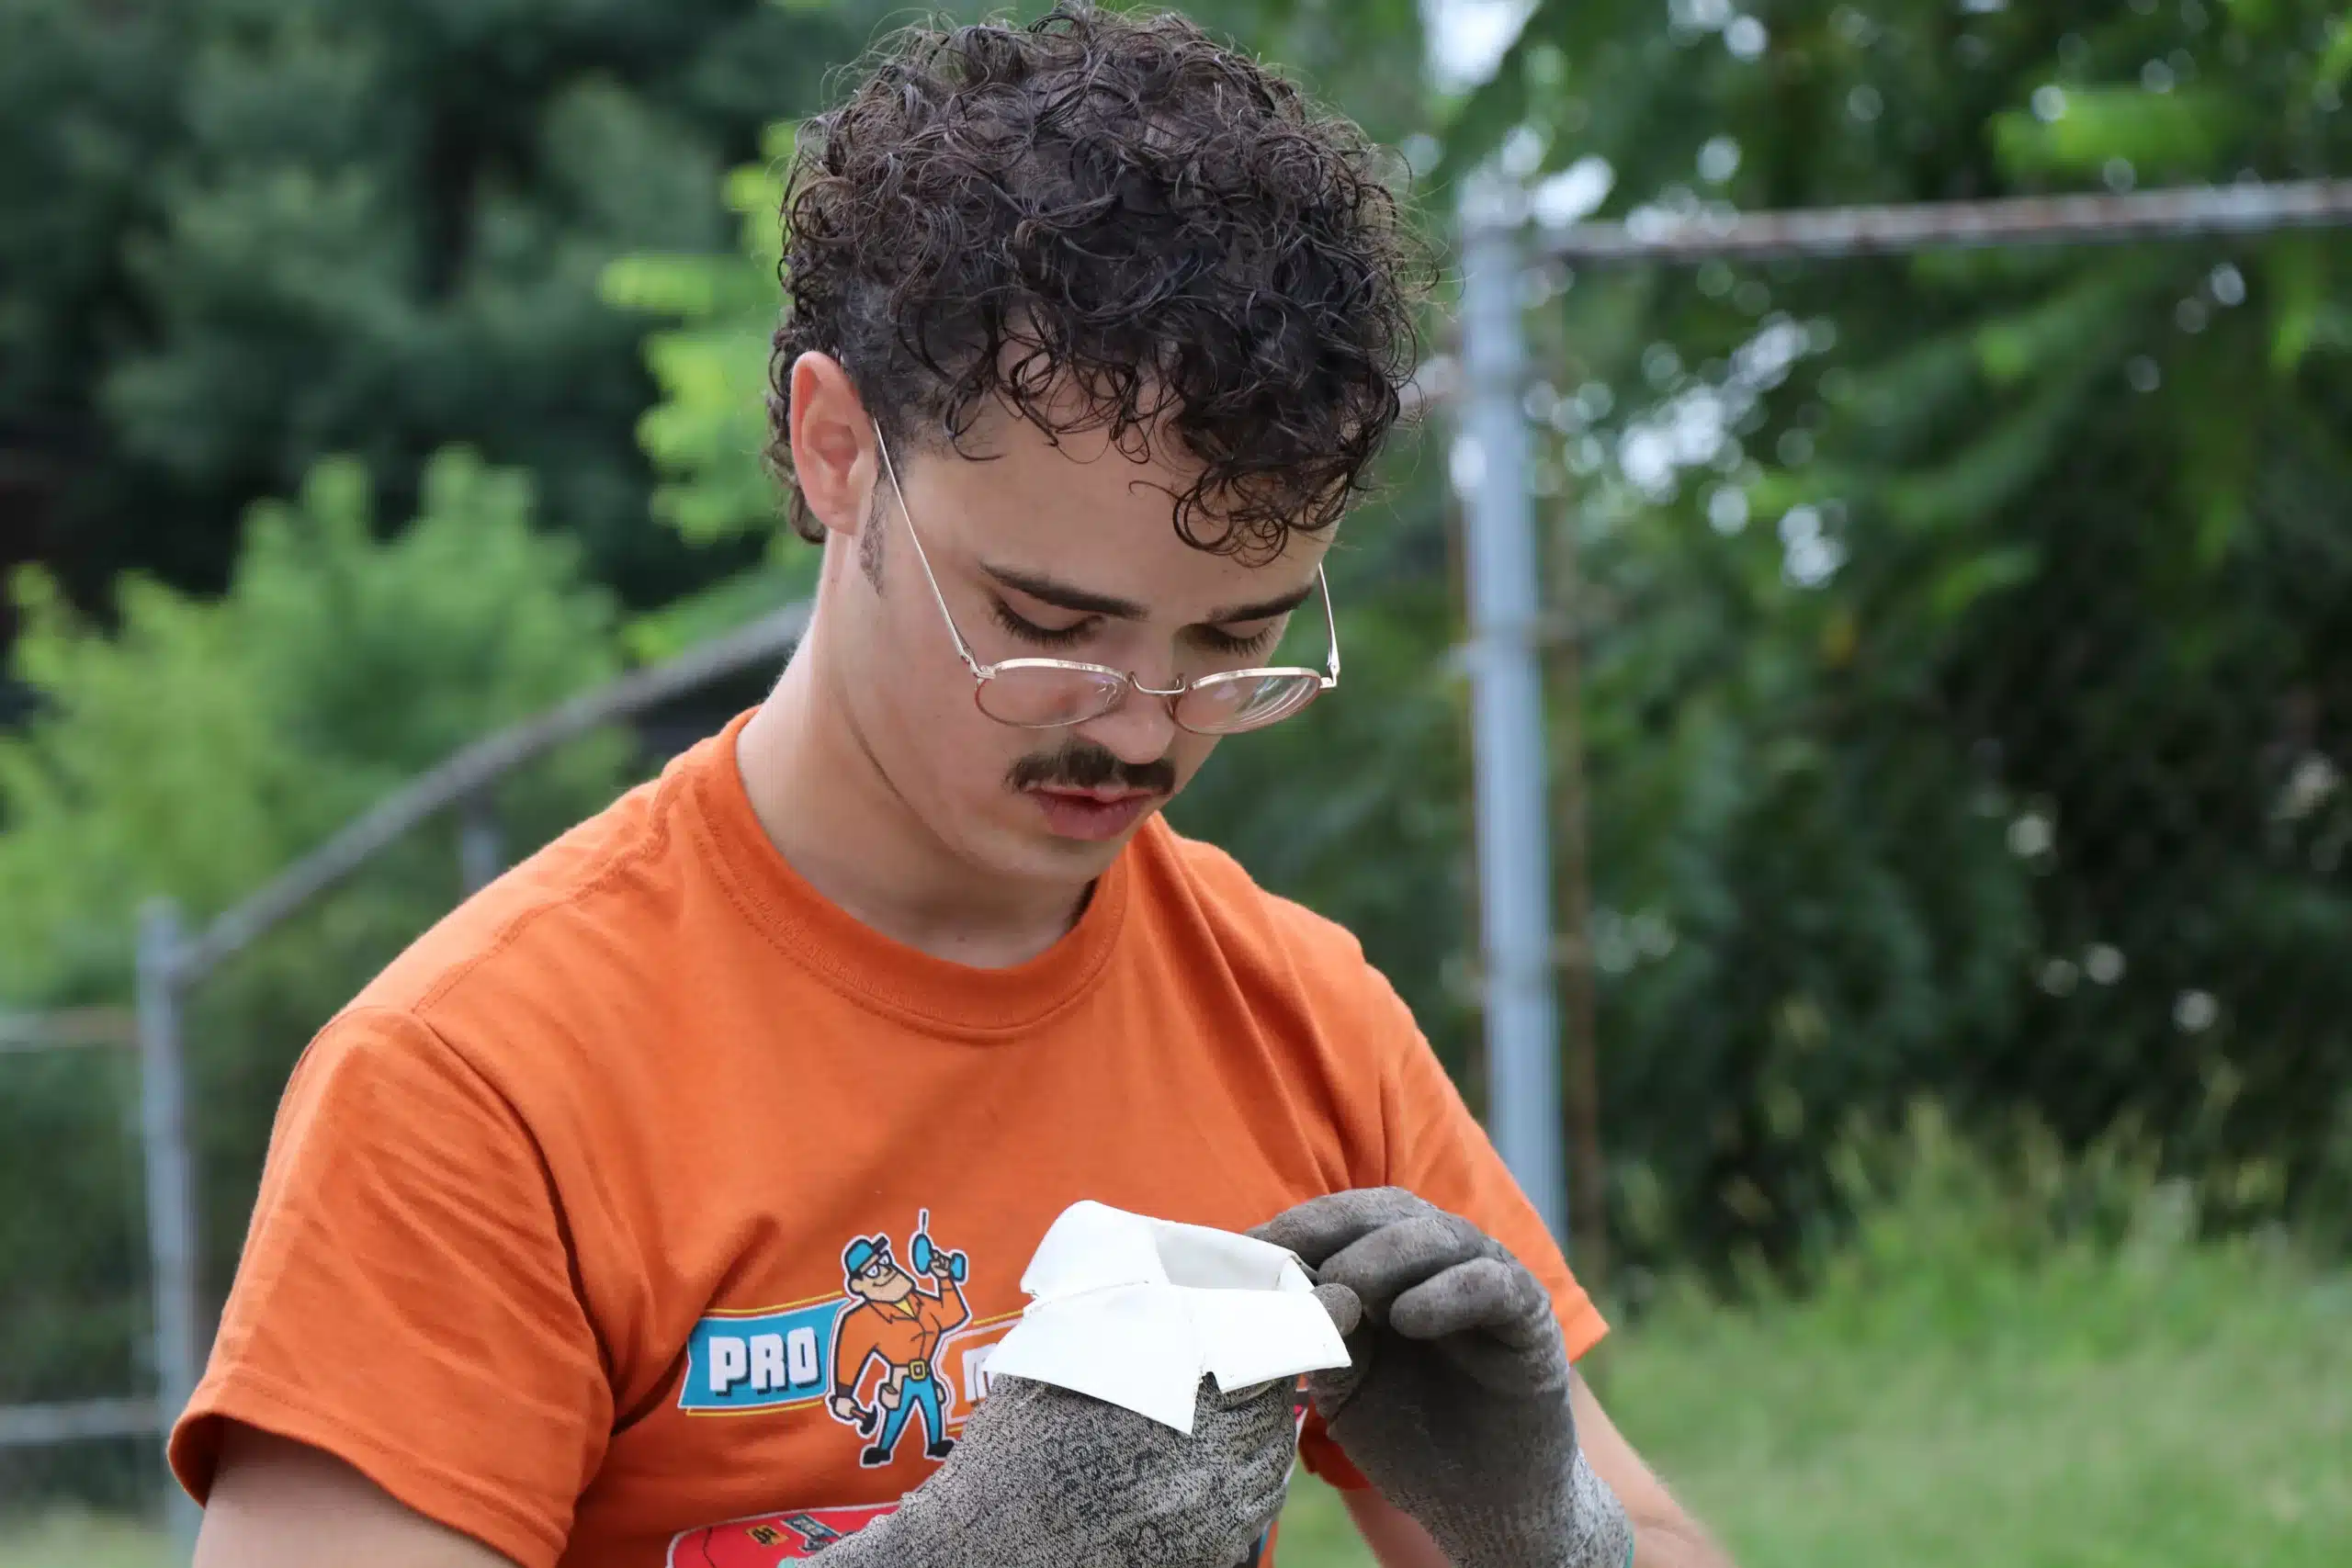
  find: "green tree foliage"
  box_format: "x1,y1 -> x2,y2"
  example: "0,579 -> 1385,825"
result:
0,0 -> 881,656
0,451 -> 628,1496
1438,0 -> 2352,1269
0,450 -> 625,999
599,122 -> 822,662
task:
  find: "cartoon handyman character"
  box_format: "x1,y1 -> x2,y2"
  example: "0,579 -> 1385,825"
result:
827,1220 -> 971,1467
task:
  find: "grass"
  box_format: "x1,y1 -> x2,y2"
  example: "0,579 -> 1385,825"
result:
1279,1472 -> 1378,1568
1272,1119 -> 2352,1568
1594,1229 -> 2350,1566
0,1511 -> 166,1568
1268,1230 -> 2350,1568
8,1136 -> 2346,1568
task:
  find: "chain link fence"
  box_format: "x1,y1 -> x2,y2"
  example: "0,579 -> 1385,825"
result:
0,1007 -> 173,1528
0,613 -> 799,1554
7,176 -> 2351,1552
1451,182 -> 2352,1293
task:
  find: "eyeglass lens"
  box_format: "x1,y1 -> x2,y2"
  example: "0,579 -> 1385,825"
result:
974,667 -> 1128,729
974,667 -> 1322,735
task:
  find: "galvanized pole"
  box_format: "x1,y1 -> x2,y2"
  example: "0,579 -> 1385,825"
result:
458,794 -> 505,895
137,898 -> 202,1560
1456,182 -> 1567,1243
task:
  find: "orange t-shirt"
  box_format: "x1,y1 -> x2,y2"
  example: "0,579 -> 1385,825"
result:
171,711 -> 1604,1568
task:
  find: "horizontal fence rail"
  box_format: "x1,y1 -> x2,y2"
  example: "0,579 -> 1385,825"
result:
1531,178 -> 2352,265
172,601 -> 810,984
0,1398 -> 164,1450
0,1008 -> 138,1054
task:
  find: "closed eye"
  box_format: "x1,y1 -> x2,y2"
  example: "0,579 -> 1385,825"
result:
1194,624 -> 1282,659
991,601 -> 1096,649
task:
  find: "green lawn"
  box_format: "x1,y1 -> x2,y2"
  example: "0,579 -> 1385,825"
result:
8,1221 -> 2346,1568
1589,1228 -> 2352,1567
0,1511 -> 167,1568
1273,1168 -> 2351,1568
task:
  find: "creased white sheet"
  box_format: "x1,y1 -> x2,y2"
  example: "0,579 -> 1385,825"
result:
982,1201 -> 1352,1433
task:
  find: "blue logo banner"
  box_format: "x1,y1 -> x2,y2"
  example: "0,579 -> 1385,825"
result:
681,1300 -> 850,1412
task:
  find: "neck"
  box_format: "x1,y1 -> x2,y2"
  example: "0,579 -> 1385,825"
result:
735,609 -> 1096,970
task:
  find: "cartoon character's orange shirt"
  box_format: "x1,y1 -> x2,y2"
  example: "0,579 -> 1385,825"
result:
832,1284 -> 969,1396
170,711 -> 1605,1568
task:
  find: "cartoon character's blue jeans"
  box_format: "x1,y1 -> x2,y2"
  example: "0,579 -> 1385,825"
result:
877,1372 -> 946,1455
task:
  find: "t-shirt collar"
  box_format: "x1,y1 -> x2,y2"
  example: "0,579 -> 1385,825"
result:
686,709 -> 1132,1038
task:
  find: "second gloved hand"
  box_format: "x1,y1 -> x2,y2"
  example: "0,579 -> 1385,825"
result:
1259,1188 -> 1634,1568
820,1371 -> 1298,1568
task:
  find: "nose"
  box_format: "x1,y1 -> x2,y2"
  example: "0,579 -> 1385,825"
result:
1075,678 -> 1182,765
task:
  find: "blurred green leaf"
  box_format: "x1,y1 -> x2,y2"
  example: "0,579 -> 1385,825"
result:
2265,234 -> 2331,374
1972,268 -> 2146,385
1926,546 -> 2041,624
1993,88 -> 2239,181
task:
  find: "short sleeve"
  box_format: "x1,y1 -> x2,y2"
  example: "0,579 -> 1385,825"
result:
1295,967 -> 1607,1492
170,1008 -> 611,1567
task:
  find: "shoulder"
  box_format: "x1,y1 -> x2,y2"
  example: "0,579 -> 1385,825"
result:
1132,818 -> 1404,1023
333,744 -> 717,1092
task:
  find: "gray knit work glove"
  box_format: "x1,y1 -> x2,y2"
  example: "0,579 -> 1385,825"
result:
818,1371 -> 1300,1568
1254,1188 -> 1634,1568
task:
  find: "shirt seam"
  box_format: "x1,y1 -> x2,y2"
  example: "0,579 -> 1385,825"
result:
406,770 -> 693,1021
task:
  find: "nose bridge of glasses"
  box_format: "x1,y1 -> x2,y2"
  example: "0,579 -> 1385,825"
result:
1127,671 -> 1191,700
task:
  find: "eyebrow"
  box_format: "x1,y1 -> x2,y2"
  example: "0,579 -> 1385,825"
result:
981,563 -> 1317,626
1204,581 -> 1317,624
981,564 -> 1146,619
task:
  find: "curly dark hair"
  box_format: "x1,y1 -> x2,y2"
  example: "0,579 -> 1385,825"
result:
767,3 -> 1424,560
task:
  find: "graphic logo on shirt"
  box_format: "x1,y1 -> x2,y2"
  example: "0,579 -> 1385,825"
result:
668,1500 -> 900,1566
679,1209 -> 1016,1470
668,1500 -> 1281,1568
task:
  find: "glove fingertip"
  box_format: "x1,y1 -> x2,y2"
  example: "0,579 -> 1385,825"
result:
1310,1280 -> 1363,1337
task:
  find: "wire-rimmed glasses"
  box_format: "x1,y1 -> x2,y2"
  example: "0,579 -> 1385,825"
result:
872,423 -> 1340,736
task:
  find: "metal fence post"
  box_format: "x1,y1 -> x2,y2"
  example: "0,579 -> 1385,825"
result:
137,897 -> 202,1560
458,794 -> 504,895
1458,180 -> 1568,1244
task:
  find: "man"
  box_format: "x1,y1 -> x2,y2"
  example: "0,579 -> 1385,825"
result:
176,7 -> 1731,1568
827,1229 -> 970,1465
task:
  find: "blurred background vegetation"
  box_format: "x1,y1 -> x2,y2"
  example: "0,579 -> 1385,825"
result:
3,0 -> 2349,1560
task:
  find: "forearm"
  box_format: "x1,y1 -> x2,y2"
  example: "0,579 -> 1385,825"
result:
1349,1447 -> 1726,1568
1569,1376 -> 1733,1568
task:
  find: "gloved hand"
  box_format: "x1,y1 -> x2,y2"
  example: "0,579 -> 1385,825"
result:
1256,1188 -> 1634,1568
820,1371 -> 1298,1568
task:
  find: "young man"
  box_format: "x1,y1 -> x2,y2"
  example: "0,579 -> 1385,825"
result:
175,7 -> 1730,1568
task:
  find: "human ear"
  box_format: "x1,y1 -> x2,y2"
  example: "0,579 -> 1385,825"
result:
788,352 -> 874,543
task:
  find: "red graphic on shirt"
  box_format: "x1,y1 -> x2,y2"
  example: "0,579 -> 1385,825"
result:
667,1501 -> 900,1566
666,1498 -> 1283,1568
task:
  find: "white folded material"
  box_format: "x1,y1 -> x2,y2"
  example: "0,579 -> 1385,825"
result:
983,1200 -> 1353,1433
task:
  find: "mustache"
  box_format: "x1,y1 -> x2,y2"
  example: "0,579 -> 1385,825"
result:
1007,739 -> 1177,796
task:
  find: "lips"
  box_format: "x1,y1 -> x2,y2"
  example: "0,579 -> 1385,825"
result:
1028,787 -> 1159,841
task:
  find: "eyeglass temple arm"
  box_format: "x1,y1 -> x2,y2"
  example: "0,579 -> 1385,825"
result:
1317,565 -> 1341,683
872,422 -> 990,680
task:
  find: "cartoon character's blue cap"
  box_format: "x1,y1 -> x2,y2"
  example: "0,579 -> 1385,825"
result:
842,1236 -> 884,1277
